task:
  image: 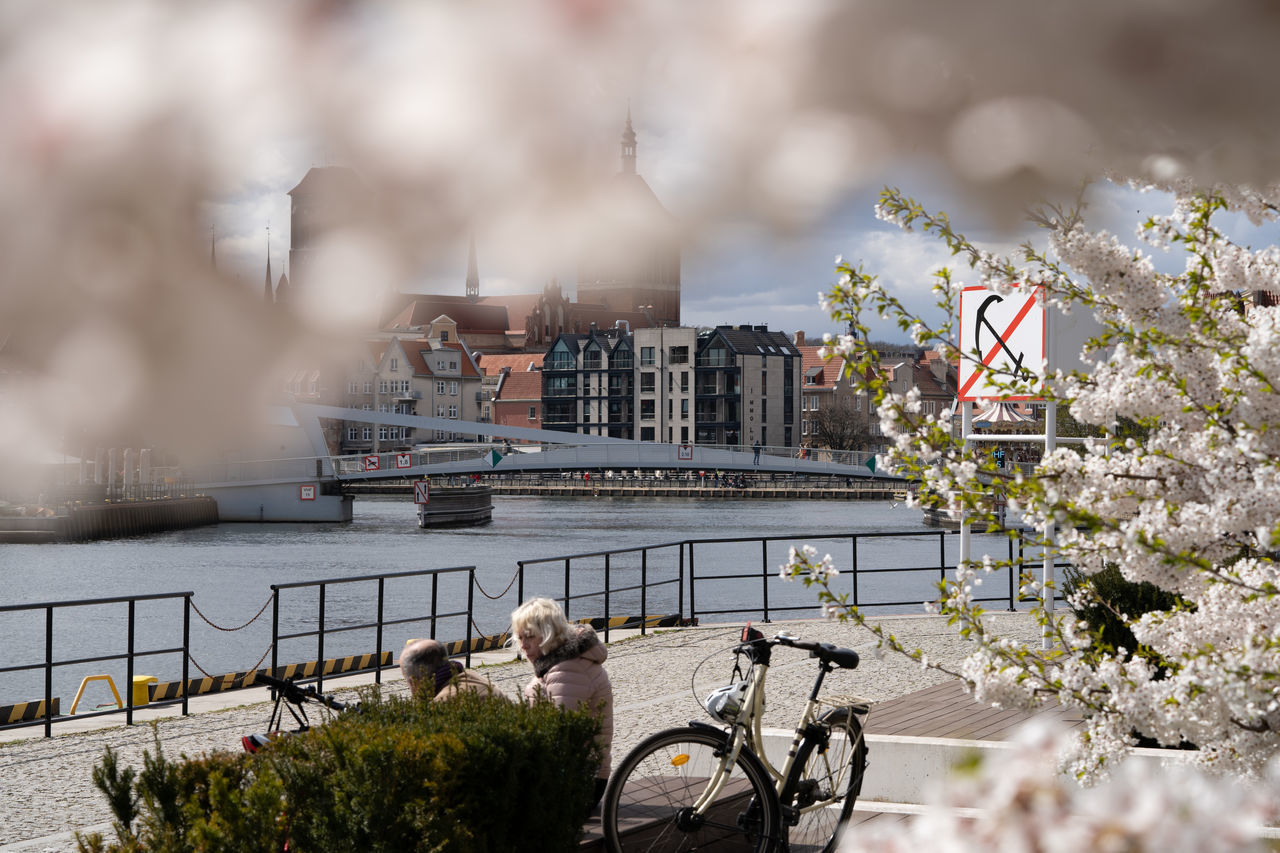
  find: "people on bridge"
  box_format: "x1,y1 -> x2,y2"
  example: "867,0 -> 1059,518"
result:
511,597 -> 614,813
753,439 -> 761,464
400,638 -> 500,702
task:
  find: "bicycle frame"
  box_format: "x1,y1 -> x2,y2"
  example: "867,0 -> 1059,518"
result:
692,636 -> 856,821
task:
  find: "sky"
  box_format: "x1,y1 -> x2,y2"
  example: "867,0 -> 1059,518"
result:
204,119 -> 1029,346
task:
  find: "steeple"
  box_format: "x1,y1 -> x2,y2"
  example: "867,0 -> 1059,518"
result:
263,225 -> 274,304
210,226 -> 217,271
465,234 -> 480,302
621,105 -> 637,175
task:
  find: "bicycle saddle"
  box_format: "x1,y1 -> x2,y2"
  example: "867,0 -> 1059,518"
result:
810,643 -> 860,669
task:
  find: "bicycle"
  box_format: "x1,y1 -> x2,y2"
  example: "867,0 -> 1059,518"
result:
602,625 -> 869,853
241,672 -> 351,754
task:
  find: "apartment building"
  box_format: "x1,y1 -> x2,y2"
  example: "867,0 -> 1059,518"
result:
695,325 -> 801,448
633,326 -> 696,445
541,327 -> 635,439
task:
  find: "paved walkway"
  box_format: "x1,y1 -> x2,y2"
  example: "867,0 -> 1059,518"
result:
0,612 -> 1043,851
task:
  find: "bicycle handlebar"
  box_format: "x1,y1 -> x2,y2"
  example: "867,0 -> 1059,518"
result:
255,672 -> 349,712
734,629 -> 861,671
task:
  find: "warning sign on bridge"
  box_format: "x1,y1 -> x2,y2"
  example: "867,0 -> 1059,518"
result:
958,285 -> 1045,401
395,453 -> 412,469
414,480 -> 430,505
364,455 -> 381,471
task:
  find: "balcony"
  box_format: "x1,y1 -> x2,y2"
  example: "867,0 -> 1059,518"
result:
394,389 -> 422,400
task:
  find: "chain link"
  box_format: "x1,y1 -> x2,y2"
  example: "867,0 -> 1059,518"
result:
472,568 -> 521,601
186,642 -> 274,685
189,593 -> 273,632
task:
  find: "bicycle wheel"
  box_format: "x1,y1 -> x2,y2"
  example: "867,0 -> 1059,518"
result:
781,707 -> 867,853
603,726 -> 782,853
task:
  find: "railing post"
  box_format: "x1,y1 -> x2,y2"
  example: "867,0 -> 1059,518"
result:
564,558 -> 571,620
270,586 -> 280,678
376,576 -> 385,684
761,539 -> 770,622
604,553 -> 611,643
182,595 -> 191,717
465,568 -> 475,668
44,606 -> 53,738
430,573 -> 440,639
939,532 -> 947,585
688,542 -> 697,623
517,560 -> 525,606
640,548 -> 648,635
678,543 -> 685,621
126,599 -> 136,726
851,535 -> 859,609
317,584 -> 326,693
1008,532 -> 1016,611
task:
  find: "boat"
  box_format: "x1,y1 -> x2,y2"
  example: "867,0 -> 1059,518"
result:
416,484 -> 494,528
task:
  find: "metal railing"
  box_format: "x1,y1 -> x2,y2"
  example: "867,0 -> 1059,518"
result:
0,592 -> 192,736
270,565 -> 477,694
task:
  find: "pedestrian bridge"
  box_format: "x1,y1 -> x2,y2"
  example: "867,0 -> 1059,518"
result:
186,404 -> 893,488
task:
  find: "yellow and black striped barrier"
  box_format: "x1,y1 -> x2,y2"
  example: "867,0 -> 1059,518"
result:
1,697 -> 60,724
576,613 -> 683,631
150,651 -> 393,701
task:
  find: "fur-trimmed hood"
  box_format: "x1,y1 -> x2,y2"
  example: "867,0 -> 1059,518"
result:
533,624 -> 607,679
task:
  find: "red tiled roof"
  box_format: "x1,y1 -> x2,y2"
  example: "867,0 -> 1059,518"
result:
385,297 -> 511,334
495,369 -> 543,402
436,341 -> 482,377
798,346 -> 838,389
476,353 -> 543,376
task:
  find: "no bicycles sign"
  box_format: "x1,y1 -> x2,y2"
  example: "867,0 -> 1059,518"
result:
958,285 -> 1046,401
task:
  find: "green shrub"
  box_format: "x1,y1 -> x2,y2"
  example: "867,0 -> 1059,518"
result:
80,691 -> 600,853
1062,563 -> 1184,664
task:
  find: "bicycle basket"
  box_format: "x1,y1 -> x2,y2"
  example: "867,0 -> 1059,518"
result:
703,679 -> 749,724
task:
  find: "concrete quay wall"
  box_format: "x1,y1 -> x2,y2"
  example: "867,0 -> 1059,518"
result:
348,480 -> 900,500
0,497 -> 219,543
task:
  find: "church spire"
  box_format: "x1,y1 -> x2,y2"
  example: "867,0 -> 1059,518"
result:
465,234 -> 480,302
263,225 -> 274,304
621,104 -> 636,175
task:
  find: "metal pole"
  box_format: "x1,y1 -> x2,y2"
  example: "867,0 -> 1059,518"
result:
126,599 -> 135,726
564,558 -> 571,619
678,543 -> 685,620
688,542 -> 697,623
317,585 -> 326,693
851,535 -> 859,609
466,569 -> 475,668
640,549 -> 649,635
375,577 -> 385,684
44,607 -> 53,738
960,401 -> 973,575
182,595 -> 191,717
761,539 -> 770,622
1008,532 -> 1016,611
431,574 -> 439,639
517,561 -> 525,607
271,587 -> 279,677
1043,400 -> 1057,650
604,553 -> 612,643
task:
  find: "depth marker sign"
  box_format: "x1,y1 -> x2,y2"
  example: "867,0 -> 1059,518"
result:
958,285 -> 1046,401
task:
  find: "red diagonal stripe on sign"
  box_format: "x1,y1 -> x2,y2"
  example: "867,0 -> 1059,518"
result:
958,293 -> 1039,399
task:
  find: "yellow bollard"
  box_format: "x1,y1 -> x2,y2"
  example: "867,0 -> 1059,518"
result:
132,675 -> 158,706
69,674 -> 123,715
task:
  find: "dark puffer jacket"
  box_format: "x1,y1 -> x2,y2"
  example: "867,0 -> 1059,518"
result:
524,625 -> 614,779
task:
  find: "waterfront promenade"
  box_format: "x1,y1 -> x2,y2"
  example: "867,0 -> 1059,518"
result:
0,611 -> 1041,851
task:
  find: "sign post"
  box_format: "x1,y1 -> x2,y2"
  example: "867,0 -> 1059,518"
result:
413,480 -> 430,505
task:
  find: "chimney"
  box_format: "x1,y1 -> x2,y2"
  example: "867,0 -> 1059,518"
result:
794,330 -> 806,347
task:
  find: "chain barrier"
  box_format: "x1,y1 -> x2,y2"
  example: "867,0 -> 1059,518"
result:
186,642 -> 274,684
189,593 -> 274,633
472,567 -> 521,601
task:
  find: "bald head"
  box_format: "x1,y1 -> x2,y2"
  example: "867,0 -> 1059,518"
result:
401,638 -> 449,697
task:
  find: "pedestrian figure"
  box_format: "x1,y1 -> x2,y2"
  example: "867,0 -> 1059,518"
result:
753,439 -> 761,465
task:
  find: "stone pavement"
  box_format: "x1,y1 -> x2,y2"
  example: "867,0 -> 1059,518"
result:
0,612 -> 1042,851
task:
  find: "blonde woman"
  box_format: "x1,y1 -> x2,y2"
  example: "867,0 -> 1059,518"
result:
511,597 -> 614,810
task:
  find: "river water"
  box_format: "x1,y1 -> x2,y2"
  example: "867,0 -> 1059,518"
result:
0,496 -> 1030,707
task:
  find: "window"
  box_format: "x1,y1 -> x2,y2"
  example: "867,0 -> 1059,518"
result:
379,380 -> 389,394
361,426 -> 372,441
641,400 -> 655,420
669,345 -> 689,364
437,380 -> 446,394
437,405 -> 446,417
583,400 -> 591,418
347,381 -> 359,394
346,426 -> 358,440
583,346 -> 602,369
641,426 -> 655,441
669,371 -> 674,393
681,372 -> 689,393
363,380 -> 373,394
681,426 -> 689,443
362,403 -> 372,411
379,426 -> 388,440
681,399 -> 689,418
390,358 -> 399,371
613,347 -> 633,369
449,381 -> 459,395
640,373 -> 655,392
448,405 -> 458,418
762,399 -> 767,422
641,346 -> 655,366
668,399 -> 673,419
528,406 -> 537,420
802,420 -> 810,435
441,331 -> 449,342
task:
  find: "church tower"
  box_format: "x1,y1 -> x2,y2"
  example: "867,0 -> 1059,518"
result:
465,235 -> 480,302
576,110 -> 681,326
